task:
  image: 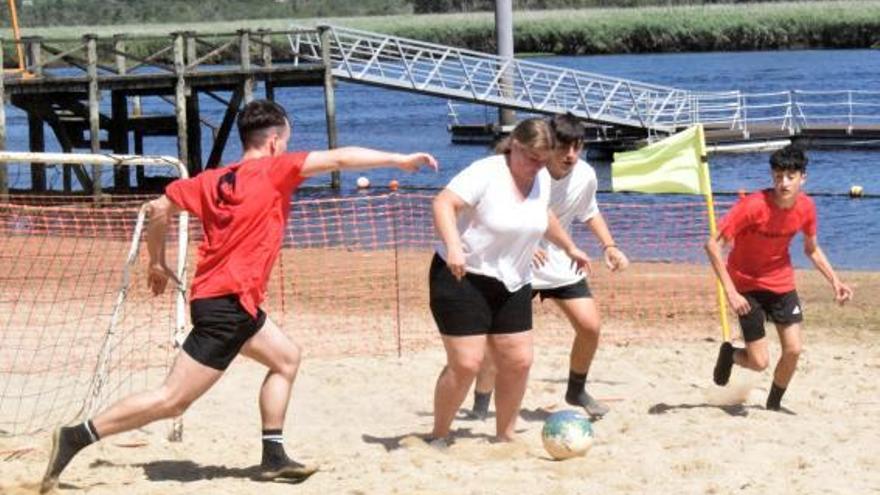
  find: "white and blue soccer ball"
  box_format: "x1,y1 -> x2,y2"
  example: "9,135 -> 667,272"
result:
541,410 -> 594,460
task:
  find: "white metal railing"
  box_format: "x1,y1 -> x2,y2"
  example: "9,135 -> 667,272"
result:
288,25 -> 880,136
289,25 -> 690,132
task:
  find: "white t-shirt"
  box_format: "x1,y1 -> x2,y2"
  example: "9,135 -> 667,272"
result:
435,154 -> 551,292
532,159 -> 599,290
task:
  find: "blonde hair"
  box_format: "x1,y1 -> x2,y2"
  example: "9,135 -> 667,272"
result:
494,118 -> 556,155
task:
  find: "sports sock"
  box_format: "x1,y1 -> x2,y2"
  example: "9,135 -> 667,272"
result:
565,371 -> 588,403
565,371 -> 609,417
766,382 -> 786,411
41,420 -> 100,493
261,429 -> 288,467
471,391 -> 492,418
258,429 -> 318,481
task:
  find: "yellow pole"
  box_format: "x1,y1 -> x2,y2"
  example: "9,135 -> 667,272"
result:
695,124 -> 732,341
7,0 -> 26,72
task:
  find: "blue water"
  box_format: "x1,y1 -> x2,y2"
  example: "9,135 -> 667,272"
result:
3,49 -> 879,269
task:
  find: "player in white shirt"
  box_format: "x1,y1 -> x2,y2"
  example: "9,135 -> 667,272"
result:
430,119 -> 590,443
470,114 -> 629,419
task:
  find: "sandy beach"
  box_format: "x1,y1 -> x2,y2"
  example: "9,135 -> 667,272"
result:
2,325 -> 879,495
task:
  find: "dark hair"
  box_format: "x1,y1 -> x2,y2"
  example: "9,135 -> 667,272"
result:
548,113 -> 585,147
769,144 -> 807,173
237,99 -> 289,149
494,118 -> 555,155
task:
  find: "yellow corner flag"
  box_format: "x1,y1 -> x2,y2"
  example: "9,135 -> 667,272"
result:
612,125 -> 710,195
612,125 -> 732,341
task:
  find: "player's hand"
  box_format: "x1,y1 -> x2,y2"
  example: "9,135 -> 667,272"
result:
727,291 -> 751,316
833,280 -> 853,305
566,247 -> 592,277
532,248 -> 548,269
396,153 -> 438,173
147,262 -> 180,296
445,247 -> 467,281
604,245 -> 629,272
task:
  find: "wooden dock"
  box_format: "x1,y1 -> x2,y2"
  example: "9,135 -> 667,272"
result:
0,28 -> 338,200
450,122 -> 880,156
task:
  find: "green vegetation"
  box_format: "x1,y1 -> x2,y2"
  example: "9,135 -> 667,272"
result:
1,1 -> 878,57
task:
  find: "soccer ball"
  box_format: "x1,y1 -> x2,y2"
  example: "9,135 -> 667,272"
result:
541,410 -> 594,460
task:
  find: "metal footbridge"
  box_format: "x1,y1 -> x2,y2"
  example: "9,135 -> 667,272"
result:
289,25 -> 880,145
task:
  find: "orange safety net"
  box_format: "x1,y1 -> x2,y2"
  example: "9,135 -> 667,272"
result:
2,192 -> 874,435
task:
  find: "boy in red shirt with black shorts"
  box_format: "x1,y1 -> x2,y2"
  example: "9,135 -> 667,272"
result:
705,145 -> 853,412
40,100 -> 437,492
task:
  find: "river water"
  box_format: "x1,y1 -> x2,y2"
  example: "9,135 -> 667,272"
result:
3,49 -> 878,269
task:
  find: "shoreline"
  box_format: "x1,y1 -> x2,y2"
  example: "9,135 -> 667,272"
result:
3,2 -> 879,62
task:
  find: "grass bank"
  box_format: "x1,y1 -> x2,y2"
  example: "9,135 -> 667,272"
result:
2,2 -> 878,65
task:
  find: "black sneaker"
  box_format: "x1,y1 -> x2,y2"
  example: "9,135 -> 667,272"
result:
713,342 -> 735,386
256,459 -> 318,482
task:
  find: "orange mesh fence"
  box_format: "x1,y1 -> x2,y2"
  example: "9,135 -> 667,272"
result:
270,194 -> 729,355
2,192 -> 876,436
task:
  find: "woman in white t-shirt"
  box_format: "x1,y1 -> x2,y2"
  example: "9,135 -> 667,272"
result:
429,118 -> 590,443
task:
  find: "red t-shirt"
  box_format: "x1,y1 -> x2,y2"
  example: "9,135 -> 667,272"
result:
718,189 -> 817,294
165,152 -> 309,317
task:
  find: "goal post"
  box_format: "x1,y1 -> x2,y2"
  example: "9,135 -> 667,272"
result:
0,152 -> 189,439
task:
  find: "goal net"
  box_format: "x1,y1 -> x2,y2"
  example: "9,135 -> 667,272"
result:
0,152 -> 188,437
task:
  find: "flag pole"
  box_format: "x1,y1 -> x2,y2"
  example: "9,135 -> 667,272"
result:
696,125 -> 731,341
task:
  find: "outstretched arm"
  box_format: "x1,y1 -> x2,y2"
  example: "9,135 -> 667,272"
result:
804,235 -> 853,305
545,211 -> 591,275
145,195 -> 182,296
585,212 -> 628,272
704,233 -> 750,315
301,147 -> 438,177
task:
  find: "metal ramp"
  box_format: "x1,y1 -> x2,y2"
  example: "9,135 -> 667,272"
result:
289,25 -> 692,133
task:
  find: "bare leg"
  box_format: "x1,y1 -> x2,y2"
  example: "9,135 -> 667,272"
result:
239,316 -> 316,480
772,323 -> 802,388
554,297 -> 608,417
41,351 -> 222,493
239,317 -> 301,430
432,335 -> 486,440
767,323 -> 802,410
94,351 -> 223,437
474,352 -> 497,394
489,331 -> 533,441
555,297 -> 600,376
735,337 -> 770,372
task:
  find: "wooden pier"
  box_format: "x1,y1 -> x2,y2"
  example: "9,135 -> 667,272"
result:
0,27 -> 338,200
450,121 -> 880,157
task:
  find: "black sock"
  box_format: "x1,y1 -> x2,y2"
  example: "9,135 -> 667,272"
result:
565,371 -> 588,404
472,391 -> 491,415
42,420 -> 99,489
766,383 -> 787,410
69,420 -> 100,450
261,429 -> 288,466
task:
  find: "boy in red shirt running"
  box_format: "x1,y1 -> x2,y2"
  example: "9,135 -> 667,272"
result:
705,145 -> 852,412
40,100 -> 437,492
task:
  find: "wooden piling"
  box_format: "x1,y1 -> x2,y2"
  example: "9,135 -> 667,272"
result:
0,38 -> 7,201
319,26 -> 339,189
239,29 -> 254,103
172,32 -> 191,177
112,34 -> 130,190
85,34 -> 102,201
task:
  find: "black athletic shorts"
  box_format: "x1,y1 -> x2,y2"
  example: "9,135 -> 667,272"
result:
738,290 -> 803,343
533,278 -> 592,301
182,294 -> 267,370
429,253 -> 532,336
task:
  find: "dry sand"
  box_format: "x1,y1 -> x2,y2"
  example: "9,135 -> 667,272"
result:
2,328 -> 879,495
